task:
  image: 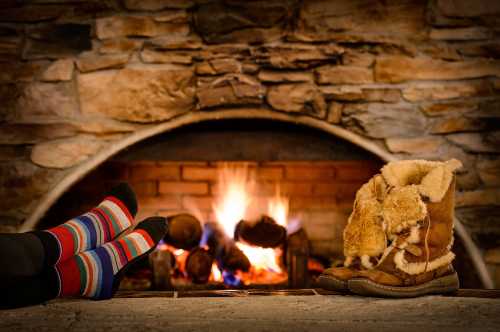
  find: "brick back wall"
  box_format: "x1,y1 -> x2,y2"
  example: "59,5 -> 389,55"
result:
40,160 -> 382,259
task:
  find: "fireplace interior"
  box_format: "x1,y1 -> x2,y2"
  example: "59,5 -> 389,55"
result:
37,119 -> 383,290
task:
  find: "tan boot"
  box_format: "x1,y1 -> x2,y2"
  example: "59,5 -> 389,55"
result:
319,159 -> 462,297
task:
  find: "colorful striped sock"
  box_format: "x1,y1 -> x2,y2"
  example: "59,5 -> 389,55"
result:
55,217 -> 167,300
34,183 -> 137,266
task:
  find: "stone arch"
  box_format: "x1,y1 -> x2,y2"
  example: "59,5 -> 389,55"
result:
18,108 -> 493,288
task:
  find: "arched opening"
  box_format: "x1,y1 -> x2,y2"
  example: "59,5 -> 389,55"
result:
22,110 -> 490,289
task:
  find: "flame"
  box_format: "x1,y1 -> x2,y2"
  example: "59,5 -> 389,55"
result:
267,186 -> 289,227
212,163 -> 255,236
211,163 -> 288,285
210,263 -> 223,282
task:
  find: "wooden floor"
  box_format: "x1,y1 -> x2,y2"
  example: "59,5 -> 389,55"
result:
1,289 -> 499,332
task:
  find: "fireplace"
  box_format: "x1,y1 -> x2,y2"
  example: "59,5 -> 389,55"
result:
37,120 -> 382,290
0,0 -> 498,292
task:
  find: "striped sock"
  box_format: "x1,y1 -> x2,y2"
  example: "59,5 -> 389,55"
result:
34,183 -> 137,266
55,217 -> 167,300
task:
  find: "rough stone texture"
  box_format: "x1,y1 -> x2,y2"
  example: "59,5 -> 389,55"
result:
24,23 -> 92,59
447,132 -> 500,153
193,1 -> 294,44
267,83 -> 326,118
258,70 -> 313,83
147,35 -> 203,50
430,27 -> 493,40
96,16 -> 189,39
78,68 -> 195,123
477,156 -> 500,186
341,50 -> 375,67
1,296 -> 500,332
386,136 -> 444,154
376,56 -> 500,83
99,38 -> 143,54
402,80 -> 492,102
0,123 -> 77,144
456,189 -> 500,207
315,66 -> 373,84
430,117 -> 487,134
10,82 -> 79,122
295,0 -> 427,42
320,86 -> 400,103
40,59 -> 74,82
437,0 -> 500,17
124,0 -> 194,10
420,101 -> 479,117
253,44 -> 343,69
31,135 -> 104,169
0,62 -> 46,83
197,74 -> 265,109
327,102 -> 342,124
342,103 -> 426,138
76,53 -> 129,73
140,49 -> 193,64
196,58 -> 241,75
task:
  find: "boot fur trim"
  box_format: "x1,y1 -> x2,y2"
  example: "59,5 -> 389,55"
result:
394,250 -> 455,275
381,159 -> 462,203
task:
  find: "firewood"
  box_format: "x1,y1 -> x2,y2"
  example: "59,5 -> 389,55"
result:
185,247 -> 213,284
149,248 -> 175,290
205,222 -> 251,272
234,215 -> 287,248
163,213 -> 202,250
286,228 -> 309,288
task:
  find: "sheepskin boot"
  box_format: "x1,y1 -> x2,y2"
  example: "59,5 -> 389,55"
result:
319,159 -> 462,297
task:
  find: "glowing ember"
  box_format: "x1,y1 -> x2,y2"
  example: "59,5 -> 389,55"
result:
236,242 -> 282,273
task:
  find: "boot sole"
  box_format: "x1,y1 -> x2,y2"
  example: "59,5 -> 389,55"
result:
317,274 -> 349,293
347,272 -> 460,298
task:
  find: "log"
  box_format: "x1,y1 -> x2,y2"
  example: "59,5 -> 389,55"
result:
204,222 -> 251,272
185,247 -> 214,284
234,215 -> 287,248
149,248 -> 175,290
163,213 -> 202,250
286,228 -> 309,288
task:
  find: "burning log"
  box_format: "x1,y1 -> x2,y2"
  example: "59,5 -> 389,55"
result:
234,215 -> 287,248
163,213 -> 202,250
204,222 -> 251,272
286,228 -> 310,288
149,248 -> 175,290
185,247 -> 213,284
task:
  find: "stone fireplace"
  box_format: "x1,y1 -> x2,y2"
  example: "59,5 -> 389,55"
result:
0,0 -> 499,289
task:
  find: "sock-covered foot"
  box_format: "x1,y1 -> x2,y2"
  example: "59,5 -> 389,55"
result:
55,217 -> 167,300
34,183 -> 138,266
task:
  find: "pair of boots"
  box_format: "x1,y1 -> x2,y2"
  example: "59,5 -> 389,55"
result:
319,159 -> 462,297
1,183 -> 168,307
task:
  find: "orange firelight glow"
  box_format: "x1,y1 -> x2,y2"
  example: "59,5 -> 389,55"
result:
212,163 -> 288,284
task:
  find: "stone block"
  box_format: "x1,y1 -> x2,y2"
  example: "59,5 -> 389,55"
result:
253,44 -> 343,69
295,0 -> 427,42
196,58 -> 241,75
478,156 -> 500,186
430,27 -> 493,40
385,136 -> 444,154
437,0 -> 500,17
99,38 -> 143,54
124,0 -> 194,10
315,65 -> 373,84
196,74 -> 265,109
24,23 -> 91,59
193,1 -> 293,44
147,35 -> 203,50
258,71 -> 313,83
31,135 -> 103,169
342,103 -> 426,139
447,132 -> 500,153
76,53 -> 130,73
403,80 -> 492,102
96,16 -> 189,39
140,49 -> 193,64
267,83 -> 326,118
376,56 -> 500,83
78,67 -> 195,123
430,117 -> 486,134
40,59 -> 74,82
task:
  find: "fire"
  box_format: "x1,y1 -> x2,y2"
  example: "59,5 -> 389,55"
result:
212,164 -> 255,237
212,163 -> 289,284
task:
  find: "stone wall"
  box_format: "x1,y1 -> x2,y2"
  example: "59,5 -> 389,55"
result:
0,0 -> 499,282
